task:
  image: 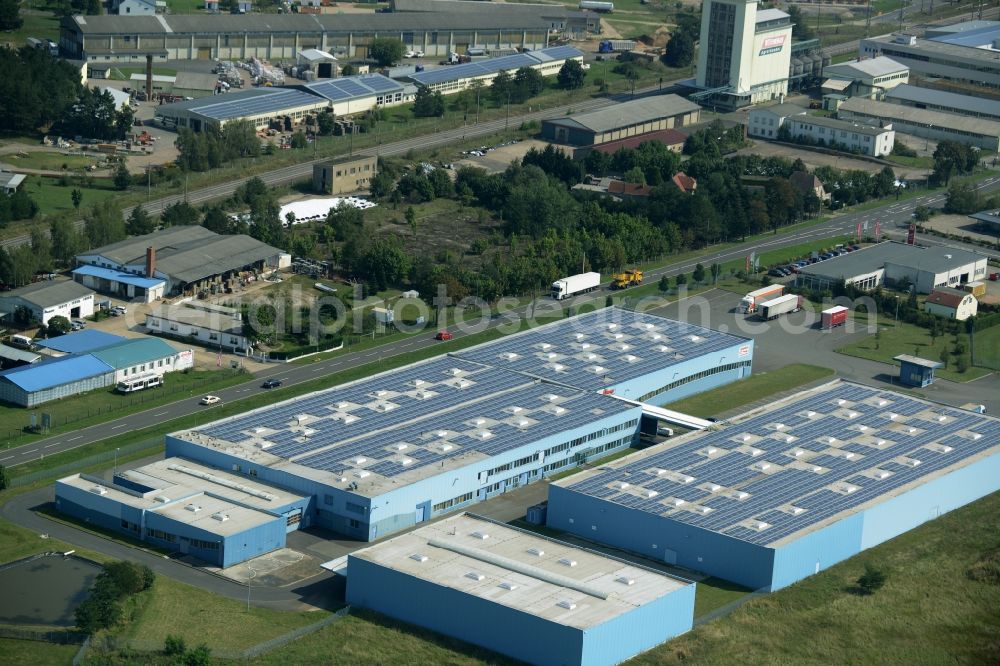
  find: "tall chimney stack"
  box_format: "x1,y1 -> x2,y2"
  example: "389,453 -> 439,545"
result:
146,246 -> 156,278
146,54 -> 153,102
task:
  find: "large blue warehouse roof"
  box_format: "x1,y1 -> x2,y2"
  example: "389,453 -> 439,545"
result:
0,354 -> 114,392
454,308 -> 751,393
35,330 -> 126,354
557,380 -> 1000,547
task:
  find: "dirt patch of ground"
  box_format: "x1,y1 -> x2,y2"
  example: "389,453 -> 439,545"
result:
734,140 -> 932,180
454,138 -> 568,174
215,548 -> 323,587
919,213 -> 1000,246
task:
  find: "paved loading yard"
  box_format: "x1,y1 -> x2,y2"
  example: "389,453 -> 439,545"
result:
650,288 -> 1000,414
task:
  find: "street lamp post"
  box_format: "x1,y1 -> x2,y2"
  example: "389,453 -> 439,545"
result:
247,566 -> 256,611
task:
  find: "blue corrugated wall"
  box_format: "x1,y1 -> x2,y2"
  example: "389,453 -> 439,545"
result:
547,484 -> 775,590
347,555 -> 585,666
580,581 -> 695,666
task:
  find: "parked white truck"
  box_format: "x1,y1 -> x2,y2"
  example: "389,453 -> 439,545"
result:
738,284 -> 784,314
759,294 -> 803,320
551,272 -> 601,300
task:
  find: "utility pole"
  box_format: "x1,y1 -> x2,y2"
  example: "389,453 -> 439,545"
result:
865,0 -> 873,37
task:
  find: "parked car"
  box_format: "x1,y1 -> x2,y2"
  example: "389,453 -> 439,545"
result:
199,395 -> 221,405
768,268 -> 784,278
71,319 -> 86,330
850,245 -> 861,251
111,305 -> 127,315
435,331 -> 453,341
261,379 -> 282,389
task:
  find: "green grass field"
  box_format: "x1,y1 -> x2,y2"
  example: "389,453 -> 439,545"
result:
973,325 -> 1000,368
0,638 -> 77,666
1,152 -> 99,172
0,11 -> 61,48
20,175 -> 119,217
116,576 -> 326,652
837,320 -> 991,382
665,364 -> 836,418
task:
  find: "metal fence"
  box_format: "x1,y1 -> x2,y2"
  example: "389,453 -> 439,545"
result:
0,626 -> 87,645
7,437 -> 163,489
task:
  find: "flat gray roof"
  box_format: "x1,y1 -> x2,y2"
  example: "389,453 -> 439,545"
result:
557,380 -> 1000,547
798,242 -> 987,280
863,32 -> 1000,67
81,225 -> 217,265
894,354 -> 943,369
391,0 -> 568,17
0,279 -> 93,308
147,303 -> 244,335
885,84 -> 1000,119
823,56 -> 908,80
350,513 -> 689,629
750,102 -> 807,119
60,458 -> 305,537
543,94 -> 700,134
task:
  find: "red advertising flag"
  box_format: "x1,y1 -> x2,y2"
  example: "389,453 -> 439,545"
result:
875,220 -> 881,238
746,255 -> 750,272
907,224 -> 916,245
856,222 -> 862,239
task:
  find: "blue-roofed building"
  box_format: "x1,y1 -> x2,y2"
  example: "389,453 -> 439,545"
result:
35,330 -> 126,355
547,379 -> 1000,591
90,337 -> 193,383
0,335 -> 193,407
165,308 -> 750,541
73,264 -> 166,303
0,354 -> 115,407
407,46 -> 584,95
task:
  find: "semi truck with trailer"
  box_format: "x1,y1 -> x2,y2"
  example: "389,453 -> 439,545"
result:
738,284 -> 784,314
821,305 -> 849,330
598,39 -> 636,53
759,294 -> 803,320
580,1 -> 614,12
611,269 -> 643,289
551,272 -> 601,300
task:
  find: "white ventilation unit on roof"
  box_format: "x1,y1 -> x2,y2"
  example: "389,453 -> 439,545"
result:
450,368 -> 463,376
354,471 -> 371,479
547,394 -> 560,402
540,343 -> 552,350
154,495 -> 170,503
613,333 -> 624,340
395,443 -> 408,451
873,470 -> 891,480
185,503 -> 201,513
753,462 -> 771,472
688,335 -> 701,342
436,430 -> 448,438
651,333 -> 662,341
559,558 -> 577,567
702,447 -> 718,456
551,363 -> 565,372
876,439 -> 887,447
527,547 -> 544,556
619,344 -> 631,352
843,452 -> 855,460
471,531 -> 489,540
581,342 -> 591,350
336,401 -> 350,410
607,323 -> 618,330
575,333 -> 585,340
401,458 -> 414,466
343,415 -> 359,425
828,437 -> 837,445
439,444 -> 453,453
465,572 -> 485,581
517,419 -> 530,428
706,483 -> 721,492
887,412 -> 897,420
790,449 -> 805,458
839,483 -> 858,494
375,402 -> 395,412
847,411 -> 858,419
211,512 -> 229,522
774,423 -> 785,431
375,390 -> 387,398
858,425 -> 868,431
615,576 -> 636,586
669,498 -> 686,507
502,352 -> 519,361
499,582 -> 518,590
592,365 -> 605,373
937,415 -> 948,422
753,521 -> 769,531
478,430 -> 492,439
546,352 -> 558,360
749,447 -> 763,457
902,458 -> 921,467
788,506 -> 805,515
908,427 -> 917,434
837,399 -> 846,406
654,468 -> 668,476
410,553 -> 428,563
733,491 -> 750,500
680,475 -> 695,484
658,345 -> 671,353
933,444 -> 953,453
742,434 -> 753,442
557,600 -> 577,610
624,354 -> 637,362
878,399 -> 888,407
645,490 -> 659,499
91,485 -> 107,495
806,411 -> 816,417
697,506 -> 713,515
552,406 -> 566,415
785,436 -> 796,444
618,482 -> 630,490
352,457 -> 367,465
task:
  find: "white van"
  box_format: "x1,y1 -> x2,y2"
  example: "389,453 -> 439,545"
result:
9,334 -> 34,349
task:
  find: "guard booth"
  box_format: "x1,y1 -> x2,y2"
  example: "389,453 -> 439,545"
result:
894,354 -> 943,388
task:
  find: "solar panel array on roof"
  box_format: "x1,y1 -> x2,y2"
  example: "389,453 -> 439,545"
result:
409,46 -> 582,87
301,74 -> 403,102
186,88 -> 325,121
562,381 -> 1000,546
194,355 -> 634,481
454,308 -> 749,392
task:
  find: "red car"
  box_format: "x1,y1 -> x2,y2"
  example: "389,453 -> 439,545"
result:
435,331 -> 453,341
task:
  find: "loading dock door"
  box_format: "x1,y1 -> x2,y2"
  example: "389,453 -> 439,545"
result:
197,47 -> 212,59
664,548 -> 677,565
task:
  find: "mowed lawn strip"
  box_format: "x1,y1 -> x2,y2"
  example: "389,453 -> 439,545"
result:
664,364 -> 835,418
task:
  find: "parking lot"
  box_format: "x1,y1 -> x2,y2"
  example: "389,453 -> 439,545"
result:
649,288 -> 1000,413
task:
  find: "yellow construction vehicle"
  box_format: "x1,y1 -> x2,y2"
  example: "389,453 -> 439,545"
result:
611,269 -> 643,289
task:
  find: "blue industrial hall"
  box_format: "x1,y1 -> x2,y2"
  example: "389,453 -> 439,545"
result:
347,513 -> 696,666
163,308 -> 753,541
547,380 -> 1000,591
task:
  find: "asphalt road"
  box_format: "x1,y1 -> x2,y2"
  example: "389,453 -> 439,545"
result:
4,173 -> 998,468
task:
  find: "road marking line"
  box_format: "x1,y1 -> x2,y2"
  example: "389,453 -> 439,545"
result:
0,455 -> 13,462
22,449 -> 37,454
312,367 -> 324,373
111,423 -> 128,430
44,442 -> 60,448
68,436 -> 82,441
153,411 -> 168,417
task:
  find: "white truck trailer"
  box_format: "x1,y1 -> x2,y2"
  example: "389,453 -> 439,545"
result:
551,272 -> 601,300
759,294 -> 803,320
738,284 -> 784,314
